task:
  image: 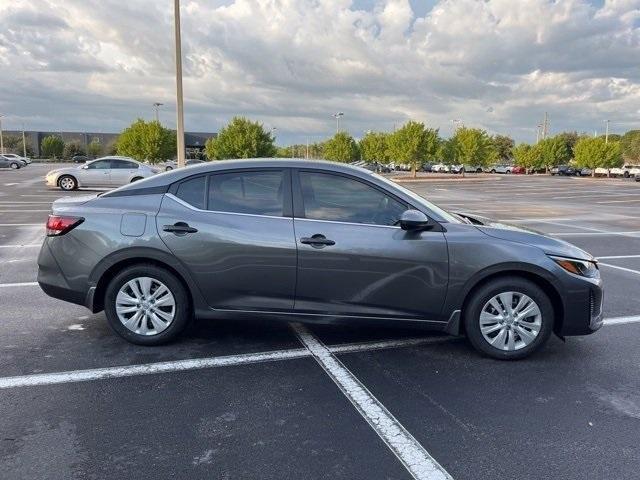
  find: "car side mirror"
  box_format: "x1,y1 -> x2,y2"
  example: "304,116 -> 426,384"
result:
399,209 -> 432,231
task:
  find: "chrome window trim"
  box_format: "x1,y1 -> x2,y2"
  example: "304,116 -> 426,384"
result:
294,217 -> 401,230
165,193 -> 290,220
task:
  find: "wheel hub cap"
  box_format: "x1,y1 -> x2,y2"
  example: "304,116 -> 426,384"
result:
116,277 -> 176,336
479,291 -> 542,351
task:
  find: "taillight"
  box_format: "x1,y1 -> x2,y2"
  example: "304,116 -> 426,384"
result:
46,215 -> 84,236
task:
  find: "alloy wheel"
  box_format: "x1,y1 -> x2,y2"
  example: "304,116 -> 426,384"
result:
479,291 -> 542,351
59,177 -> 75,190
115,277 -> 176,336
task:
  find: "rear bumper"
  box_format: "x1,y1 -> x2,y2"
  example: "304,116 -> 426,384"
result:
37,241 -> 91,309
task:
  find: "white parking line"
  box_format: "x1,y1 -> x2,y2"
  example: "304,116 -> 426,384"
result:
603,316 -> 640,326
598,263 -> 640,276
550,231 -> 640,237
0,336 -> 458,390
0,223 -> 42,227
597,199 -> 640,204
0,209 -> 50,212
0,244 -> 41,249
597,255 -> 640,260
0,282 -> 38,288
292,323 -> 453,480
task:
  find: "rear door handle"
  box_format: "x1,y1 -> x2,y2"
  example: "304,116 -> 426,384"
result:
300,234 -> 335,247
163,222 -> 198,234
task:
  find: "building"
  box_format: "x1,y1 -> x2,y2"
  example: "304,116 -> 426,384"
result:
2,130 -> 217,158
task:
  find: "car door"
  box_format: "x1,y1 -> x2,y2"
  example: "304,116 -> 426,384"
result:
81,159 -> 112,187
157,168 -> 297,311
109,160 -> 139,186
292,169 -> 449,320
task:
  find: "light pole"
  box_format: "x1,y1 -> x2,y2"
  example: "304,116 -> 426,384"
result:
22,123 -> 27,158
450,119 -> 462,133
174,0 -> 186,168
604,119 -> 610,144
333,112 -> 344,134
153,102 -> 163,123
0,114 -> 4,155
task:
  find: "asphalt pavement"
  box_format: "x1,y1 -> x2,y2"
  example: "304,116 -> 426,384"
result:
1,163 -> 640,480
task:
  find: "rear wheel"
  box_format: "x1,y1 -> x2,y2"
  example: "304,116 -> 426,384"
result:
165,166 -> 173,171
490,169 -> 496,174
463,277 -> 554,360
58,175 -> 77,190
104,264 -> 191,345
131,177 -> 143,183
10,162 -> 19,169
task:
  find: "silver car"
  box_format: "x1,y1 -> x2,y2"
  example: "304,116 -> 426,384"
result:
2,153 -> 31,165
45,156 -> 159,190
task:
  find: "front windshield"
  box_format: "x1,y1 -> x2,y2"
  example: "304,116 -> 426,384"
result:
371,173 -> 462,224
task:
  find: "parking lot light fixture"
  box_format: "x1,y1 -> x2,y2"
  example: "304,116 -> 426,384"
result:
333,112 -> 344,133
0,114 -> 4,155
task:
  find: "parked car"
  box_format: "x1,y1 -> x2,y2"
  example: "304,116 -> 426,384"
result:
45,156 -> 160,190
0,155 -> 23,169
576,167 -> 592,176
37,159 -> 603,360
635,174 -> 640,182
450,165 -> 464,174
432,163 -> 450,173
420,163 -> 433,173
2,153 -> 31,165
550,165 -> 577,176
72,155 -> 90,164
594,167 -> 610,177
164,159 -> 206,171
511,166 -> 526,174
486,165 -> 513,174
610,164 -> 640,178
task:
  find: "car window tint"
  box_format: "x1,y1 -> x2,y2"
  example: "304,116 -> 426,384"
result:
87,160 -> 111,169
111,160 -> 138,169
299,172 -> 406,226
208,171 -> 284,216
176,176 -> 206,210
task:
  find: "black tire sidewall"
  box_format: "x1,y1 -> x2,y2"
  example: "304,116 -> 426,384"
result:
104,264 -> 191,345
464,277 -> 554,360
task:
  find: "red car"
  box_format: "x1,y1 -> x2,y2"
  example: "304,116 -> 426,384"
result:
511,166 -> 526,174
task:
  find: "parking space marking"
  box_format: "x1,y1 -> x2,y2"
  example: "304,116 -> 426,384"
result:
597,199 -> 640,204
597,255 -> 640,260
550,231 -> 640,237
0,335 -> 458,390
0,223 -> 41,227
0,209 -> 50,212
292,323 -> 453,480
598,263 -> 640,276
0,282 -> 38,288
603,316 -> 640,326
0,244 -> 41,249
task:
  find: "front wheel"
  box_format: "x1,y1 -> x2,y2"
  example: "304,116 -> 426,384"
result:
10,162 -> 19,169
165,166 -> 173,171
463,277 -> 554,360
104,264 -> 191,345
130,177 -> 143,183
58,175 -> 77,190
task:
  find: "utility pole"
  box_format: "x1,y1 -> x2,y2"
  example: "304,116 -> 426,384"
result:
22,123 -> 27,158
153,102 -> 163,123
604,119 -> 610,143
0,114 -> 4,154
306,138 -> 309,159
173,0 -> 186,168
333,112 -> 344,134
541,112 -> 549,140
536,124 -> 541,143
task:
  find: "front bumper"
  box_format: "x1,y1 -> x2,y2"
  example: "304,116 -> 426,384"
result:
558,275 -> 603,336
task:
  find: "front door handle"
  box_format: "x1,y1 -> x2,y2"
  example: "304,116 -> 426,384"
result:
300,234 -> 335,247
163,222 -> 198,234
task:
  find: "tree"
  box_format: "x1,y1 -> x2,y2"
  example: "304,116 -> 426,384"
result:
386,121 -> 439,177
323,132 -> 359,162
63,141 -> 86,159
620,130 -> 640,163
41,135 -> 64,159
116,119 -> 176,163
205,117 -> 276,160
536,136 -> 571,172
359,131 -> 389,164
512,143 -> 539,173
492,134 -> 514,162
574,137 -> 622,176
87,139 -> 103,158
452,127 -> 497,175
2,134 -> 34,157
437,138 -> 458,164
556,131 -> 581,155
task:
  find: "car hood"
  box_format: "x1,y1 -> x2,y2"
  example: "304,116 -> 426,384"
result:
455,212 -> 594,261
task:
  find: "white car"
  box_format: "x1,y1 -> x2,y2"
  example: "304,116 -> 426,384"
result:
45,156 -> 160,190
1,153 -> 31,165
610,164 -> 640,178
486,165 -> 513,174
432,163 -> 450,173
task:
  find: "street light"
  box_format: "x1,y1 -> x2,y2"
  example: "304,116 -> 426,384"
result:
604,119 -> 610,144
153,102 -> 164,123
0,114 -> 4,155
333,112 -> 344,134
22,123 -> 27,159
174,0 -> 186,168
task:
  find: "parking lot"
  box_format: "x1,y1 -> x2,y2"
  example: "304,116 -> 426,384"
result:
2,163 -> 640,480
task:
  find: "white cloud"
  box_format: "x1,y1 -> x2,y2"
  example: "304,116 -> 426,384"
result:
0,0 -> 638,143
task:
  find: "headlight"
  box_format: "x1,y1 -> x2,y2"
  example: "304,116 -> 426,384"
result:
549,255 -> 599,278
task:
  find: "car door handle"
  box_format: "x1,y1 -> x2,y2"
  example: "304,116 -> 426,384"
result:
163,222 -> 198,234
300,234 -> 335,247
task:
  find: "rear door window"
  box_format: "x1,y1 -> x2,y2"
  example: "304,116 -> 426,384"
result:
207,171 -> 285,216
175,176 -> 206,210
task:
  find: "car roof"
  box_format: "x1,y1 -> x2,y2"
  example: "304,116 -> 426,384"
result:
105,158 -> 376,193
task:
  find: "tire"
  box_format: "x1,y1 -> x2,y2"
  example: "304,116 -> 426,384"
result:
165,166 -> 173,171
490,169 -> 496,174
506,170 -> 511,174
575,171 -> 581,177
58,175 -> 77,191
104,264 -> 191,345
624,171 -> 630,178
130,177 -> 143,183
10,162 -> 19,169
463,277 -> 554,360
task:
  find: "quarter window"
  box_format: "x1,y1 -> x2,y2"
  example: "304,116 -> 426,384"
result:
208,171 -> 285,216
299,172 -> 406,226
176,176 -> 206,210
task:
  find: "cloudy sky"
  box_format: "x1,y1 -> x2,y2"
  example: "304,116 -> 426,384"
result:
0,0 -> 638,144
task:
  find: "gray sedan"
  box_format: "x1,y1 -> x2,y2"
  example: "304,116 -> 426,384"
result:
45,156 -> 160,190
37,159 -> 603,359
